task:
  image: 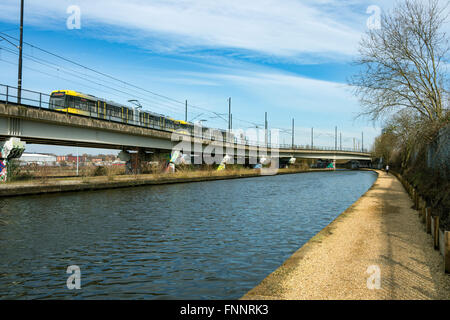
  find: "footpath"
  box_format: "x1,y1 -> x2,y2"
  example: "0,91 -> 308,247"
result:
243,170 -> 450,299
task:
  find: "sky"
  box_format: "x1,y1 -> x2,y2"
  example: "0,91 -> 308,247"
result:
0,0 -> 401,155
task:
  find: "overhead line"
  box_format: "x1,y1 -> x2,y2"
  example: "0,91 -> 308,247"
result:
0,45 -> 190,117
0,56 -> 187,118
0,31 -> 265,127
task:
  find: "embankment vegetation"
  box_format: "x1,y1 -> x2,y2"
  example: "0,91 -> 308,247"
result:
6,159 -> 313,184
349,0 -> 449,229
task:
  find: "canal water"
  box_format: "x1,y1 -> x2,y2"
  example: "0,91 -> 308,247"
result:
0,170 -> 377,299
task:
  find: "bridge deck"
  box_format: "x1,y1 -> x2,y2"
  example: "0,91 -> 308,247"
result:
0,102 -> 371,160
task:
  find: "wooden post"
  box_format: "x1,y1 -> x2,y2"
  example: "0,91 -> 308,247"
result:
425,208 -> 432,234
421,200 -> 426,222
418,199 -> 422,217
415,192 -> 419,210
432,216 -> 439,250
421,207 -> 426,224
443,231 -> 450,273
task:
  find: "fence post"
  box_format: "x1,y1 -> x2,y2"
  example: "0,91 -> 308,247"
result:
415,192 -> 419,211
6,85 -> 8,105
444,231 -> 450,273
39,93 -> 42,109
432,216 -> 440,250
426,208 -> 432,233
421,199 -> 426,223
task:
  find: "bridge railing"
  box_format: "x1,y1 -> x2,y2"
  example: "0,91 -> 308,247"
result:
0,84 -> 370,154
0,84 -> 52,109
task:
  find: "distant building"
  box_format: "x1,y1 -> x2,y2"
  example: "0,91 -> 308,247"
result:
57,155 -> 86,163
112,159 -> 126,166
19,153 -> 57,166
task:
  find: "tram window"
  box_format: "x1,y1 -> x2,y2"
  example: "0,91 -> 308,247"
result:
66,96 -> 75,109
80,99 -> 88,111
87,100 -> 95,113
49,94 -> 66,109
70,96 -> 81,109
113,105 -> 121,117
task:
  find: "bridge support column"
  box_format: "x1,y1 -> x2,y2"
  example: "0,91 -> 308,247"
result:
165,150 -> 191,173
119,149 -> 147,175
164,150 -> 183,173
0,138 -> 26,182
131,149 -> 147,175
217,154 -> 232,171
0,158 -> 6,182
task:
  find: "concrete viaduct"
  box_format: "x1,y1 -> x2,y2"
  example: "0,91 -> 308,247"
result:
0,102 -> 371,167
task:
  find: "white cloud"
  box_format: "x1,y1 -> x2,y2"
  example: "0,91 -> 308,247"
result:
177,68 -> 358,110
0,0 -> 370,60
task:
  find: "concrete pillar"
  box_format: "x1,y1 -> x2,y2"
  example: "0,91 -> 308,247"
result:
0,158 -> 7,182
217,154 -> 232,171
120,149 -> 147,175
0,138 -> 26,182
129,150 -> 146,175
118,150 -> 133,175
166,150 -> 182,173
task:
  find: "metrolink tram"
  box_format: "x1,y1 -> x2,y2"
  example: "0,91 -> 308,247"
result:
48,90 -> 223,137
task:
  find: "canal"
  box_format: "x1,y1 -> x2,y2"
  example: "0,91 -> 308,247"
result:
0,170 -> 377,299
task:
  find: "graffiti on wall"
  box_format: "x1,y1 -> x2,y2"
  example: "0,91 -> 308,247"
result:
0,159 -> 6,182
0,138 -> 26,183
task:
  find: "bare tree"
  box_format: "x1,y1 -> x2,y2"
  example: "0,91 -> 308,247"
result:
372,128 -> 397,164
386,109 -> 422,168
350,0 -> 449,122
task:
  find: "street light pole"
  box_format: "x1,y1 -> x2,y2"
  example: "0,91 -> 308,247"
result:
292,118 -> 294,149
230,114 -> 232,133
335,126 -> 337,151
265,112 -> 268,147
362,132 -> 364,152
17,0 -> 24,104
228,97 -> 231,132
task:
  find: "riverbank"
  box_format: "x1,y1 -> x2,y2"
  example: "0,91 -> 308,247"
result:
0,167 -> 333,197
242,170 -> 450,300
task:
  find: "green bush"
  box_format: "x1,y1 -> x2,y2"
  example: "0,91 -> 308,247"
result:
93,166 -> 107,176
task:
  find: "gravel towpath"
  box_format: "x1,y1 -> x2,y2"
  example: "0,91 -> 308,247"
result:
242,170 -> 450,300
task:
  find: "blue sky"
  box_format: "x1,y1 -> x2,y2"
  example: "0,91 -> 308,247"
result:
0,0 -> 399,155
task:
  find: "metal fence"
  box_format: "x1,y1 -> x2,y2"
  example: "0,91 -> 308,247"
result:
0,83 -> 369,153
